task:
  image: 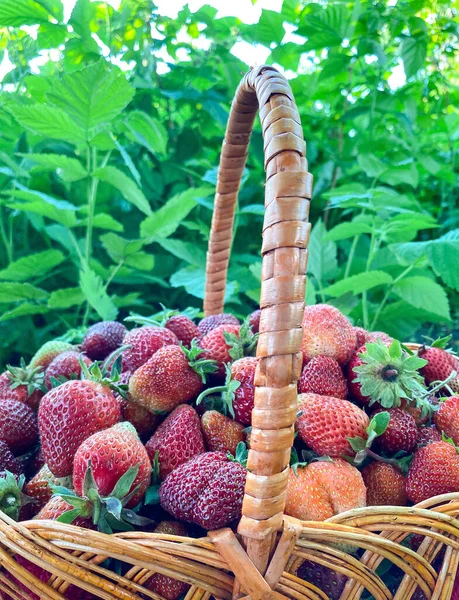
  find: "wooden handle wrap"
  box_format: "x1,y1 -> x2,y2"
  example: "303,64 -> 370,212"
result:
203,66 -> 313,575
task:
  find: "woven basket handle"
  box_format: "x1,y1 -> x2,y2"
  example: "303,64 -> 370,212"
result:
203,66 -> 313,576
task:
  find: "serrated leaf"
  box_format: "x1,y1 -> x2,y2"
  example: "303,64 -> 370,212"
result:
4,187 -> 77,227
9,104 -> 85,144
380,162 -> 419,188
357,154 -> 387,178
326,222 -> 373,241
125,111 -> 168,156
79,265 -> 118,321
0,250 -> 64,281
426,231 -> 459,292
48,287 -> 84,309
322,271 -> 393,297
156,238 -> 206,266
100,233 -> 144,263
252,9 -> 285,46
93,166 -> 151,216
393,276 -> 450,321
402,35 -> 427,79
19,153 -> 87,182
79,213 -> 123,232
0,282 -> 48,302
0,0 -> 50,26
0,302 -> 50,321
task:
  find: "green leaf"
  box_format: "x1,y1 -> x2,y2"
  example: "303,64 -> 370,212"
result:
125,111 -> 168,156
93,166 -> 151,216
393,276 -> 450,321
0,303 -> 50,322
18,153 -> 87,182
80,213 -> 123,232
156,238 -> 206,266
100,233 -> 144,263
322,271 -> 393,297
426,230 -> 459,292
56,508 -> 81,524
368,411 -> 390,437
307,219 -> 337,284
140,187 -> 213,240
0,0 -> 50,26
380,162 -> 419,188
357,154 -> 387,179
110,465 -> 139,499
0,250 -> 64,281
402,36 -> 427,78
326,222 -> 373,241
297,4 -> 350,50
4,188 -> 77,227
48,287 -> 84,309
0,282 -> 48,302
253,9 -> 285,46
9,104 -> 86,144
79,265 -> 118,321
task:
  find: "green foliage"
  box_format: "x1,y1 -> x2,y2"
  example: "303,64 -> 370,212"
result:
0,0 -> 457,364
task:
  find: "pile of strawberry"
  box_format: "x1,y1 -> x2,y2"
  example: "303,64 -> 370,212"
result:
0,304 -> 457,600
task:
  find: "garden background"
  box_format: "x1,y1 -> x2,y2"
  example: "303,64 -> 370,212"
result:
0,0 -> 457,365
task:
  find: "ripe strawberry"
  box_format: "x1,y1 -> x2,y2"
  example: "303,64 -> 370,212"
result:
36,495 -> 92,528
44,351 -> 92,389
82,321 -> 127,360
0,399 -> 38,453
301,304 -> 357,366
146,405 -> 205,479
419,344 -> 459,393
285,459 -> 366,521
249,309 -> 261,334
197,313 -> 239,337
165,314 -> 200,347
200,320 -> 257,378
38,379 -> 121,477
159,451 -> 246,530
144,521 -> 190,600
0,359 -> 45,411
353,327 -> 368,348
296,393 -> 369,457
434,396 -> 459,444
230,357 -> 257,425
0,441 -> 22,476
416,426 -> 442,448
122,326 -> 179,372
361,462 -> 407,506
296,561 -> 347,600
112,371 -> 159,438
24,464 -> 72,511
129,342 -> 216,414
366,331 -> 393,344
29,340 -> 74,370
372,408 -> 417,454
298,356 -> 347,399
73,422 -> 151,508
405,441 -> 459,504
201,411 -> 244,454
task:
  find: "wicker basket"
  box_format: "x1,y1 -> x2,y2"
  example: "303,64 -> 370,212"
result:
1,65 -> 458,600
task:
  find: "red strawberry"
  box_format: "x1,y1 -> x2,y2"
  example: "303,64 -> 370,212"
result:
0,441 -> 22,476
419,345 -> 459,393
372,408 -> 417,454
301,304 -> 357,366
144,521 -> 190,600
296,393 -> 369,457
285,459 -> 366,521
82,321 -> 127,361
165,315 -> 200,347
361,462 -> 407,506
297,561 -> 347,600
405,441 -> 459,504
29,340 -> 74,370
434,396 -> 459,444
159,451 -> 246,530
24,464 -> 72,511
298,356 -> 347,399
38,379 -> 120,477
146,405 -> 205,479
416,426 -> 442,448
249,309 -> 261,334
73,422 -> 151,508
0,399 -> 38,453
36,495 -> 92,527
197,313 -> 239,337
230,357 -> 257,425
113,371 -> 159,438
122,326 -> 179,372
129,342 -> 216,414
0,359 -> 45,411
353,327 -> 368,348
45,351 -> 92,389
200,320 -> 257,378
366,331 -> 393,344
347,346 -> 371,406
201,411 -> 245,454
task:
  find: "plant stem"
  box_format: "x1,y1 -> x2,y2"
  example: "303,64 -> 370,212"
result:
344,234 -> 360,278
104,260 -> 124,291
370,264 -> 415,330
0,206 -> 12,264
85,147 -> 98,263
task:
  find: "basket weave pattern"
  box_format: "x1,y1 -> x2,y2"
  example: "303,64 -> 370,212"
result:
1,66 -> 458,600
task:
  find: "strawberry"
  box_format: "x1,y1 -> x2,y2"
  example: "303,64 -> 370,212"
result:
249,309 -> 261,334
122,326 -> 179,372
0,399 -> 38,453
434,396 -> 459,444
29,340 -> 74,370
24,464 -> 72,511
416,426 -> 442,448
82,320 -> 127,360
0,471 -> 33,521
0,359 -> 45,411
348,340 -> 427,408
36,495 -> 92,528
44,351 -> 92,389
73,422 -> 151,508
296,561 -> 347,600
144,521 -> 190,600
129,342 -> 216,414
296,393 -> 369,457
353,327 -> 368,348
0,441 -> 22,476
146,405 -> 205,479
285,459 -> 366,521
418,340 -> 459,393
366,331 -> 393,344
38,374 -> 121,477
361,462 -> 407,506
159,451 -> 246,530
112,371 -> 159,438
230,357 -> 257,425
197,313 -> 239,337
165,315 -> 200,347
405,441 -> 459,504
372,408 -> 417,454
298,356 -> 347,399
201,410 -> 245,454
301,304 -> 357,366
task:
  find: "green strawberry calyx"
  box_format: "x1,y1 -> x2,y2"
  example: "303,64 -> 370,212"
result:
53,461 -> 154,534
289,448 -> 333,476
0,471 -> 35,521
353,340 -> 428,408
227,442 -> 248,468
124,304 -> 200,328
195,364 -> 241,417
80,346 -> 131,399
6,358 -> 46,396
441,432 -> 459,454
181,340 -> 218,383
144,451 -> 161,506
223,316 -> 258,361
